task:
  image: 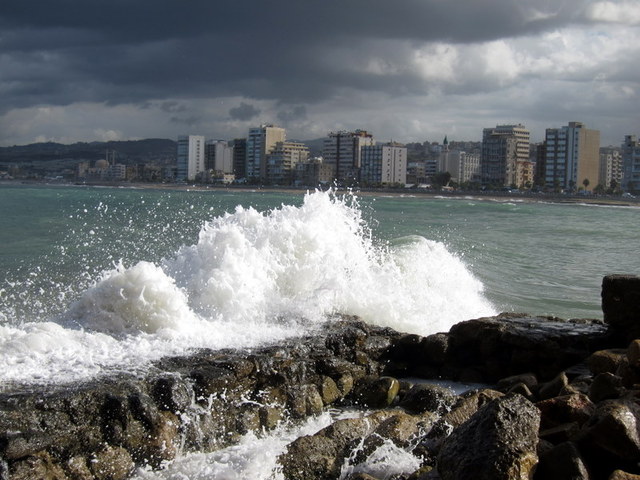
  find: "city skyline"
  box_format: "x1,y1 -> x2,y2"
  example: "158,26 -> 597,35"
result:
0,1 -> 639,147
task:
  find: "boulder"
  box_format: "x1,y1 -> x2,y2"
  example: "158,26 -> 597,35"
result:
588,349 -> 628,376
351,376 -> 400,408
445,314 -> 609,382
589,373 -> 626,403
534,441 -> 590,480
536,393 -> 596,430
399,384 -> 457,415
579,398 -> 640,466
602,274 -> 640,342
437,394 -> 540,480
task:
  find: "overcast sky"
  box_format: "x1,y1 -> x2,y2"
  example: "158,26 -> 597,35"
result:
1,0 -> 638,147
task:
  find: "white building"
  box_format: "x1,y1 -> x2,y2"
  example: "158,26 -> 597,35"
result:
361,142 -> 407,185
246,125 -> 286,180
205,140 -> 234,174
177,135 -> 205,181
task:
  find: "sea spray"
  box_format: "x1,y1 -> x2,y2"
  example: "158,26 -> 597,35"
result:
0,190 -> 495,385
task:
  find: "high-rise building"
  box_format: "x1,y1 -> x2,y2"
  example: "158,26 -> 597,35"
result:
323,130 -> 375,183
231,138 -> 247,179
246,125 -> 286,181
177,135 -> 205,181
622,135 -> 640,192
481,124 -> 530,187
599,148 -> 623,190
361,142 -> 407,185
544,122 -> 600,192
205,140 -> 234,174
265,141 -> 310,185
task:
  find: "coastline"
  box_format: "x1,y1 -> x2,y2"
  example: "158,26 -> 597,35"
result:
2,179 -> 639,208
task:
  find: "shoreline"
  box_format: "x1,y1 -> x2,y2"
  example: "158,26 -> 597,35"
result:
2,179 -> 639,208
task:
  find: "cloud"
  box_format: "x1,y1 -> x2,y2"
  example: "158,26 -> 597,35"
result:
0,0 -> 638,147
228,103 -> 261,121
277,106 -> 307,124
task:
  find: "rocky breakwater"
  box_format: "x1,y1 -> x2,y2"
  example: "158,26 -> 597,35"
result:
1,274 -> 640,479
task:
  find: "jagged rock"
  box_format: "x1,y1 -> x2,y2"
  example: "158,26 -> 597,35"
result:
445,314 -> 609,382
89,445 -> 134,480
10,451 -> 68,480
319,375 -> 342,405
538,372 -> 570,400
496,373 -> 538,392
579,397 -> 640,466
441,389 -> 504,429
588,349 -> 628,375
399,383 -> 457,415
507,382 -> 535,401
534,441 -> 590,480
152,375 -> 192,411
589,373 -> 626,402
437,393 -> 540,480
536,393 -> 596,430
279,415 -> 384,480
351,376 -> 400,408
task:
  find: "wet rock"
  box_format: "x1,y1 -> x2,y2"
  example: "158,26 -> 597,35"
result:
589,373 -> 626,403
538,372 -> 569,400
602,274 -> 640,342
399,384 -> 457,415
89,445 -> 134,480
319,375 -> 342,405
579,398 -> 640,465
445,314 -> 609,382
152,375 -> 192,412
351,376 -> 400,408
279,416 -> 379,480
496,373 -> 538,392
534,441 -> 590,480
588,349 -> 628,375
507,382 -> 535,401
437,393 -> 540,480
441,389 -> 503,429
628,340 -> 640,367
536,393 -> 596,430
287,384 -> 324,418
10,452 -> 68,480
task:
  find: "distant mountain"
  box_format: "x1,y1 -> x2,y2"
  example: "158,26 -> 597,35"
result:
0,139 -> 177,164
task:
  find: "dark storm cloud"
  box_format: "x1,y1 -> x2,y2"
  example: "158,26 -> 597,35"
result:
229,103 -> 261,121
0,0 -> 598,113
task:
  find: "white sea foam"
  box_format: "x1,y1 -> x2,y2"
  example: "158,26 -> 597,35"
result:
0,190 -> 495,386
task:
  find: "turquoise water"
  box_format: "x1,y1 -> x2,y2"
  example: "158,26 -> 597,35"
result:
1,185 -> 638,326
365,194 -> 639,319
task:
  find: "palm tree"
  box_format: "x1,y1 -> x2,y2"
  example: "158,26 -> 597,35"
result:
582,178 -> 590,192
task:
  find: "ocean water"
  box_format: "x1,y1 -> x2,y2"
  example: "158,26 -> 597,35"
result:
1,184 -> 638,478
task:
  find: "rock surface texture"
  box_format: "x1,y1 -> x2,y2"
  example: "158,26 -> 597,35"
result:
1,275 -> 640,479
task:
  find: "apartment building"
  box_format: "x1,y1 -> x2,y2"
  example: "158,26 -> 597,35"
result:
544,122 -> 600,191
360,142 -> 407,185
246,125 -> 286,180
481,124 -> 530,187
177,135 -> 205,181
323,130 -> 375,183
